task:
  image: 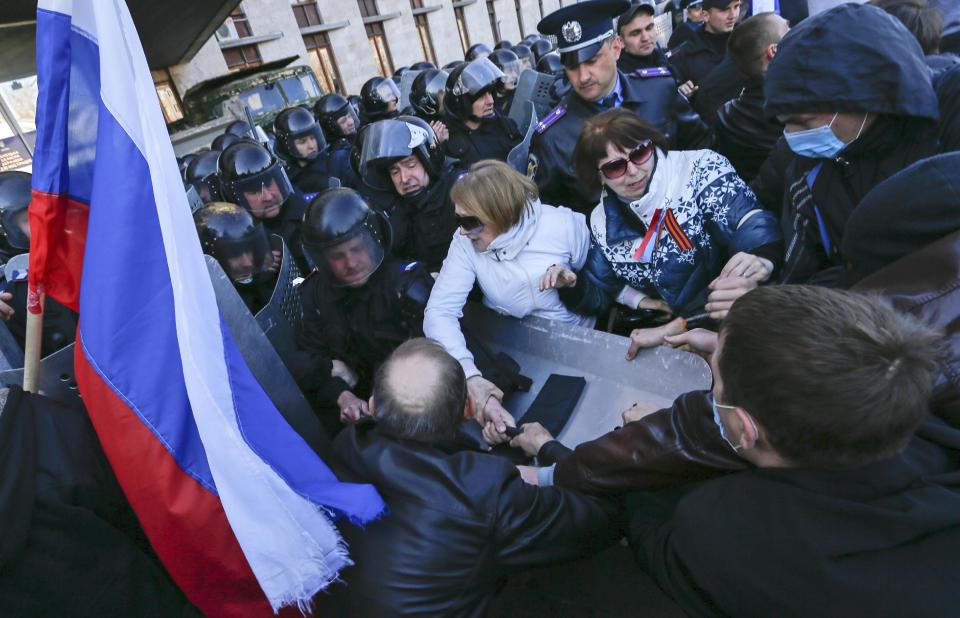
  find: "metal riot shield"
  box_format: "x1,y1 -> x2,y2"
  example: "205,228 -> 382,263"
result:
0,343 -> 78,405
654,12 -> 673,49
205,253 -> 330,456
255,236 -> 304,369
460,303 -> 711,448
506,101 -> 538,174
508,69 -> 559,129
399,69 -> 422,112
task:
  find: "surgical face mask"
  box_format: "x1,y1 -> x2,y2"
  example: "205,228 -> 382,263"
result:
709,393 -> 755,452
782,113 -> 848,159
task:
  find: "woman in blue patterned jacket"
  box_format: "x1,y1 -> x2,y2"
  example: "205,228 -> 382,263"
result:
542,109 -> 782,325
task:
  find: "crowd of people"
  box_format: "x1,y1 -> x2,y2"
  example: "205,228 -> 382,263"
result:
2,0 -> 960,615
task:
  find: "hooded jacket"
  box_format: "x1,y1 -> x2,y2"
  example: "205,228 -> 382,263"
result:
753,3 -> 940,285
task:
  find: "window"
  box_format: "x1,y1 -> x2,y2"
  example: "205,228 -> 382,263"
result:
487,0 -> 500,41
152,69 -> 184,124
410,0 -> 438,64
223,44 -> 263,71
303,33 -> 344,93
454,7 -> 470,54
220,8 -> 262,70
357,0 -> 395,77
515,0 -> 525,37
292,2 -> 345,93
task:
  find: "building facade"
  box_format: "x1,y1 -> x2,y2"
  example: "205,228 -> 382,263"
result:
152,0 -> 570,125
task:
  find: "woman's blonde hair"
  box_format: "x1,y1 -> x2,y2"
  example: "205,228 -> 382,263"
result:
449,159 -> 539,235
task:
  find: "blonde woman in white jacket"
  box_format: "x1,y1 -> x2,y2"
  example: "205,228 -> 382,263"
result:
424,160 -> 594,443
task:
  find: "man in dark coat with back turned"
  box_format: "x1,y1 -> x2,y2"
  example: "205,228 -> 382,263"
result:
317,338 -> 623,617
530,0 -> 711,215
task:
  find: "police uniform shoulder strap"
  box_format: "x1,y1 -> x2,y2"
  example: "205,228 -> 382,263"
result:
635,67 -> 672,79
535,104 -> 567,135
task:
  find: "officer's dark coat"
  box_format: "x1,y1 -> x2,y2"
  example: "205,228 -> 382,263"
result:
286,153 -> 335,195
261,191 -> 309,272
328,139 -> 361,190
443,112 -> 522,169
530,69 -> 712,215
388,165 -> 460,270
670,27 -> 729,87
617,47 -> 679,78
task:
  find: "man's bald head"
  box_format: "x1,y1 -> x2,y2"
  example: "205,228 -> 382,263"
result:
727,12 -> 789,77
372,338 -> 468,443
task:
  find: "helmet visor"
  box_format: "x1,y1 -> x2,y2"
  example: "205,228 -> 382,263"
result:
359,120 -> 431,191
497,59 -> 522,89
0,207 -> 30,251
334,107 -> 360,137
211,223 -> 276,285
376,79 -> 401,104
455,58 -> 505,97
230,166 -> 294,219
312,226 -> 386,287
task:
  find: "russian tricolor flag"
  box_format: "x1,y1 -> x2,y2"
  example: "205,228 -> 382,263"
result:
28,1 -> 385,615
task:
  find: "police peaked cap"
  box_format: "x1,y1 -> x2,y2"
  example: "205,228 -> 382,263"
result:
538,0 -> 630,68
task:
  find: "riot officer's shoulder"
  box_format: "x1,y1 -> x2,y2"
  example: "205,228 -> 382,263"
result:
535,104 -> 568,135
668,41 -> 689,58
299,269 -> 320,288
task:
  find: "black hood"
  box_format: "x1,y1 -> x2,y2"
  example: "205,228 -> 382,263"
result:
842,152 -> 960,286
764,3 -> 939,122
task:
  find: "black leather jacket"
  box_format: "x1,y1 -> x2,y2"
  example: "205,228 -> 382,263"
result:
318,419 -> 624,617
715,74 -> 783,181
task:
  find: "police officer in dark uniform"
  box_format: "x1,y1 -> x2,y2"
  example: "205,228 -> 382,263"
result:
298,188 -> 430,434
530,0 -> 711,215
0,172 -> 78,357
194,202 -> 279,314
359,76 -> 402,124
218,141 -> 311,271
314,93 -> 362,190
617,0 -> 680,76
359,117 -> 459,270
409,69 -> 449,123
442,58 -> 523,168
184,150 -> 223,205
274,106 -> 336,194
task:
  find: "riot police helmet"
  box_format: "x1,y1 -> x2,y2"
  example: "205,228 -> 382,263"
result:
274,106 -> 327,162
522,33 -> 543,44
512,43 -> 535,71
211,132 -> 241,151
224,120 -> 257,140
314,93 -> 360,142
488,49 -> 523,91
410,61 -> 436,71
0,171 -> 32,251
442,60 -> 465,72
360,76 -> 401,122
444,57 -> 505,122
530,38 -> 555,63
184,150 -> 223,204
409,69 -> 449,121
218,141 -> 294,219
494,40 -> 513,50
359,116 -> 445,192
301,188 -> 391,287
194,202 -> 276,285
465,43 -> 493,61
179,153 -> 198,181
537,52 -> 566,78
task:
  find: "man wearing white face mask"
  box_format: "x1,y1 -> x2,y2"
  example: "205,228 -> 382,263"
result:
751,3 -> 941,286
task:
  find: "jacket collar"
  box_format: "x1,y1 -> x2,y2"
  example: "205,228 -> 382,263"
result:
484,199 -> 542,261
602,149 -> 666,245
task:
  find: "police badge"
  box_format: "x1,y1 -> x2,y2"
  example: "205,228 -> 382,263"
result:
561,21 -> 582,43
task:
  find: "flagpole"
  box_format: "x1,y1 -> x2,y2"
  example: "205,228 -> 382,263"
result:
23,292 -> 44,392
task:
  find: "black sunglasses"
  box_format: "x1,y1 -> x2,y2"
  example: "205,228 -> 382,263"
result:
455,214 -> 484,232
598,140 -> 655,180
